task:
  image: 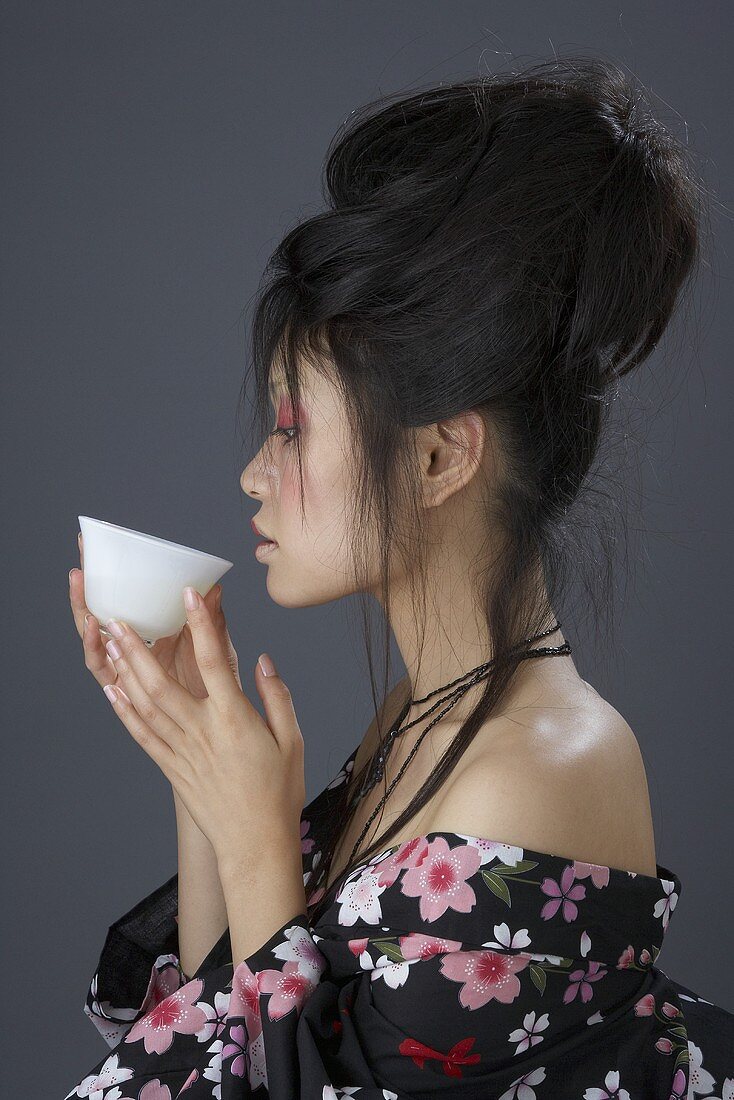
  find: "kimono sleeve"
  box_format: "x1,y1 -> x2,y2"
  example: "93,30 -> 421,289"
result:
83,870 -> 189,1048
215,912 -> 496,1098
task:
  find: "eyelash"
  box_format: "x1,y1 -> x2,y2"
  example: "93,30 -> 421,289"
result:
268,425 -> 299,445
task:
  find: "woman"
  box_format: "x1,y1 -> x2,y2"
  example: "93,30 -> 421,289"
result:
65,57 -> 732,1098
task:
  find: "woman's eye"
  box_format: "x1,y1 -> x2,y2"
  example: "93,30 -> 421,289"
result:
268,425 -> 299,444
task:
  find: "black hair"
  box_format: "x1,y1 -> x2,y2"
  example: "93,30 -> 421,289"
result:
236,55 -> 707,915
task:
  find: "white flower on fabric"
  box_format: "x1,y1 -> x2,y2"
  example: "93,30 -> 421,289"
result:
686,1041 -> 717,1096
68,1053 -> 135,1099
270,921 -> 325,980
497,1065 -> 547,1099
336,870 -> 388,926
369,954 -> 412,988
458,834 -> 525,867
580,930 -> 592,957
202,1038 -> 223,1099
526,951 -> 565,965
582,1068 -> 631,1099
586,1010 -> 604,1025
508,1009 -> 550,1054
484,921 -> 532,950
654,879 -> 679,930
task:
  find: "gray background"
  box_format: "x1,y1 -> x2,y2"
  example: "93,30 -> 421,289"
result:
1,1 -> 731,1090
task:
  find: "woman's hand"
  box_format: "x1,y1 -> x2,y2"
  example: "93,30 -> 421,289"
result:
97,589 -> 306,870
69,532 -> 241,699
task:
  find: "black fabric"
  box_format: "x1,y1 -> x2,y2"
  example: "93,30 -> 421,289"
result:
65,743 -> 734,1099
95,872 -> 181,1010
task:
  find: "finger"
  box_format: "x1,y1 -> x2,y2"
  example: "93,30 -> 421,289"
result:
78,530 -> 84,570
69,565 -> 88,639
102,683 -> 179,781
102,619 -> 198,737
83,613 -> 120,687
255,653 -> 303,750
183,586 -> 249,709
102,644 -> 186,747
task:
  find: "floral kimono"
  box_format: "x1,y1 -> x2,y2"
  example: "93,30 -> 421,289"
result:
64,742 -> 733,1099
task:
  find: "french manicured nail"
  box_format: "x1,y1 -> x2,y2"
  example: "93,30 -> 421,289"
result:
184,586 -> 199,611
107,619 -> 125,639
258,652 -> 276,677
103,685 -> 118,704
106,639 -> 122,660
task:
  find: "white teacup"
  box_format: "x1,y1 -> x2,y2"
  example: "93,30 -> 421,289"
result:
79,516 -> 234,646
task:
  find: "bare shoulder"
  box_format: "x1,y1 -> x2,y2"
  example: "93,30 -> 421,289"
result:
430,687 -> 659,877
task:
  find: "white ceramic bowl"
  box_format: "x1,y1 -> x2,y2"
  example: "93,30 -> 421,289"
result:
78,516 -> 234,646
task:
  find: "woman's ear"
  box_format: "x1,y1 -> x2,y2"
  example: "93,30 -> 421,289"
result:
418,410 -> 487,509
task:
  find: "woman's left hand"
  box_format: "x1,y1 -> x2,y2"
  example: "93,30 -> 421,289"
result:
100,586 -> 306,869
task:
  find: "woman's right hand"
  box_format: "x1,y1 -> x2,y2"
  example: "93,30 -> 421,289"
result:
69,532 -> 242,700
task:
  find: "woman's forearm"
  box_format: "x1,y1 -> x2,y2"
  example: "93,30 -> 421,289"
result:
173,788 -> 229,979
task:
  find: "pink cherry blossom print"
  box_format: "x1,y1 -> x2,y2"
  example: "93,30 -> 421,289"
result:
258,960 -> 321,1020
400,836 -> 482,920
399,932 -> 463,961
125,978 -> 209,1055
228,963 -> 264,1041
221,1022 -> 248,1078
573,860 -> 611,889
540,864 -> 586,922
301,818 -> 315,854
374,836 -> 431,888
124,1081 -> 174,1100
564,960 -> 608,1004
174,1067 -> 199,1095
440,948 -> 530,1008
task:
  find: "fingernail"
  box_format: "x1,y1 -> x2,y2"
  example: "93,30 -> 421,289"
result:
69,569 -> 74,583
107,619 -> 125,639
215,587 -> 222,612
258,652 -> 276,677
84,613 -> 90,635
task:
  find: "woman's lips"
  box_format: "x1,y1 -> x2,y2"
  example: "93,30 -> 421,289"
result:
254,539 -> 278,558
251,517 -> 276,542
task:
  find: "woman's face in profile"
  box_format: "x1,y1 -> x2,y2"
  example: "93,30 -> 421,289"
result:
241,360 -> 369,608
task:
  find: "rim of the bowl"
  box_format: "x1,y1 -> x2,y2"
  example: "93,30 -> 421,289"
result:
78,517 -> 233,567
